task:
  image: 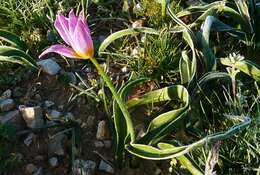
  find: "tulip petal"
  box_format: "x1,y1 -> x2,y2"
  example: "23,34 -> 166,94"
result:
68,9 -> 78,36
39,44 -> 80,58
54,15 -> 72,46
72,19 -> 93,58
79,10 -> 91,34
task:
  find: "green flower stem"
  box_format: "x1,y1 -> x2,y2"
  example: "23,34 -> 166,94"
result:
90,57 -> 135,142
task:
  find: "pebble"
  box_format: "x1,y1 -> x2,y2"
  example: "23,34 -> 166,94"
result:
44,100 -> 55,108
24,133 -> 35,146
94,141 -> 104,148
49,157 -> 58,167
19,106 -> 44,128
98,35 -> 106,43
26,163 -> 37,174
37,58 -> 61,75
46,110 -> 61,120
0,99 -> 15,112
64,112 -> 74,120
86,115 -> 95,128
0,110 -> 25,130
96,120 -> 109,140
1,89 -> 12,99
98,160 -> 114,174
132,19 -> 145,28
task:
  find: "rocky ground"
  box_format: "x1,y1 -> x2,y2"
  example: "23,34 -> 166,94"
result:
0,58 -> 169,175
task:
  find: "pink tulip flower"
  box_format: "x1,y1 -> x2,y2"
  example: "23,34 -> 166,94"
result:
39,10 -> 94,59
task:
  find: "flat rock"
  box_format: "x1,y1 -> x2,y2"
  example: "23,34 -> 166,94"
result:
99,160 -> 114,174
96,120 -> 109,140
37,58 -> 61,75
19,106 -> 44,128
0,99 -> 15,112
0,110 -> 25,130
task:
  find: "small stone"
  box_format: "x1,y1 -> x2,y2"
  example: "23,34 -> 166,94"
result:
35,94 -> 42,101
121,66 -> 128,73
49,157 -> 58,167
0,99 -> 15,112
64,112 -> 74,120
66,72 -> 77,85
86,115 -> 95,128
35,155 -> 44,161
48,134 -> 66,156
19,106 -> 44,128
96,120 -> 109,140
24,133 -> 35,146
94,141 -> 104,148
37,59 -> 61,75
33,167 -> 44,175
104,140 -> 112,148
26,163 -> 37,174
73,159 -> 96,175
44,100 -> 55,108
98,160 -> 114,174
1,89 -> 12,99
98,35 -> 106,42
46,110 -> 61,120
132,19 -> 145,28
0,110 -> 25,130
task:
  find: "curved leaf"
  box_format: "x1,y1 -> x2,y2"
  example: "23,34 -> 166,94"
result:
98,27 -> 159,54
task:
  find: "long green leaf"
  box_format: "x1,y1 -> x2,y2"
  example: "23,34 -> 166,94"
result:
126,117 -> 251,160
0,29 -> 28,51
98,27 -> 159,54
0,46 -> 37,69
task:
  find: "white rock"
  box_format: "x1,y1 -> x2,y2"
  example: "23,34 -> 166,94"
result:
24,133 -> 35,146
44,100 -> 55,108
49,157 -> 58,167
26,163 -> 37,174
37,59 -> 61,75
19,106 -> 44,128
1,89 -> 12,99
98,160 -> 114,174
0,99 -> 15,112
96,120 -> 109,140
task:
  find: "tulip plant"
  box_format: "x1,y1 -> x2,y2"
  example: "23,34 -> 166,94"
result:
39,10 -> 136,141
